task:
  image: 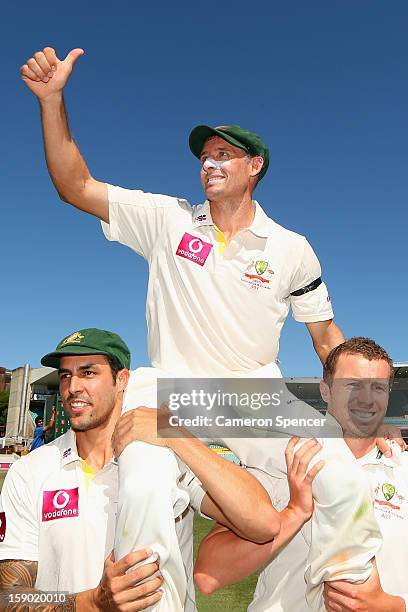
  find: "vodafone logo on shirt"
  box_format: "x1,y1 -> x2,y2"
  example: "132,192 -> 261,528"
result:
176,232 -> 213,266
0,512 -> 6,541
42,487 -> 79,522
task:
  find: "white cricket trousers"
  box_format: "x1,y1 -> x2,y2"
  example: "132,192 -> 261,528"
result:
115,371 -> 190,612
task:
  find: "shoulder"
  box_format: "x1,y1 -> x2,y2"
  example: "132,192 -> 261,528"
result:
271,221 -> 307,248
9,433 -> 69,480
256,203 -> 307,249
106,183 -> 193,212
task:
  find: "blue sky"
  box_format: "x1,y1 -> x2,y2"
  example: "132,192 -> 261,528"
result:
1,1 -> 407,376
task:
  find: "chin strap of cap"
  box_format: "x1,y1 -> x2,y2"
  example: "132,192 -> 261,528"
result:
290,277 -> 322,297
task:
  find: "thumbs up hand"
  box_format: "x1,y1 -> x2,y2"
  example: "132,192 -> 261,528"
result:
21,47 -> 84,100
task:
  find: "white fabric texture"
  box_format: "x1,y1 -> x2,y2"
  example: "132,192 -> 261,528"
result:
101,186 -> 333,377
247,444 -> 408,611
99,185 -> 380,610
0,429 -> 117,593
0,428 -> 204,611
124,369 -> 382,612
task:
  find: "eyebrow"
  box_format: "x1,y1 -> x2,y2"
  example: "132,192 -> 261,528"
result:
58,363 -> 100,374
201,146 -> 232,155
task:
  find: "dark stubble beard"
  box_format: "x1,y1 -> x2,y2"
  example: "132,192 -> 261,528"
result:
69,391 -> 118,432
70,409 -> 113,432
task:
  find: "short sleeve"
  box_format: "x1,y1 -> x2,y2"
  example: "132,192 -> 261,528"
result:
289,238 -> 334,323
101,184 -> 181,260
0,462 -> 38,561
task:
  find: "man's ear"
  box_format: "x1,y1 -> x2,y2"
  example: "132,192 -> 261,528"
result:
250,156 -> 264,177
117,369 -> 130,392
320,380 -> 330,404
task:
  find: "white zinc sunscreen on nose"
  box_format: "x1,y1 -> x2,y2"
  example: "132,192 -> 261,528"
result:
202,157 -> 231,172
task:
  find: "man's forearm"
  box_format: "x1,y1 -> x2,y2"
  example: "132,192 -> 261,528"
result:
195,506 -> 306,593
43,417 -> 55,433
308,320 -> 345,363
0,559 -> 96,611
39,93 -> 92,205
168,434 -> 279,541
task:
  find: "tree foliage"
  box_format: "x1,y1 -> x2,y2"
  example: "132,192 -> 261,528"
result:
0,390 -> 9,426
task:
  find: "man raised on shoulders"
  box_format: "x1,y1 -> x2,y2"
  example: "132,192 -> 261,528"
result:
21,46 -> 342,376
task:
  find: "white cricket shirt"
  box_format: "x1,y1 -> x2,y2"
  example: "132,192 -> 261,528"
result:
0,428 -> 204,609
0,429 -> 117,593
248,446 -> 408,611
102,186 -> 333,376
359,444 -> 408,607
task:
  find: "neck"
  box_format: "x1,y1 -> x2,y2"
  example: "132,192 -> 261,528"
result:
209,193 -> 255,240
344,436 -> 377,459
75,402 -> 122,472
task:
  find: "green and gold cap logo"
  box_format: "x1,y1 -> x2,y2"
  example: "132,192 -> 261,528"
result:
41,328 -> 131,370
60,332 -> 85,347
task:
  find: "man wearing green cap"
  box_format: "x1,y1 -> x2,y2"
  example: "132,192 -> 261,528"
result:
21,46 -> 343,376
0,327 -> 279,611
22,47 -> 393,610
0,327 -> 166,610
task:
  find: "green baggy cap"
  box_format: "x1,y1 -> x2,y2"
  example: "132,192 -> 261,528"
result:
189,124 -> 270,181
41,328 -> 131,370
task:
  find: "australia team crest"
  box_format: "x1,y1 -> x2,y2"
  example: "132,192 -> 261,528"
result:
242,260 -> 274,291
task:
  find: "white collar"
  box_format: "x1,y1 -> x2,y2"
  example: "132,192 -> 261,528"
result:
192,200 -> 274,238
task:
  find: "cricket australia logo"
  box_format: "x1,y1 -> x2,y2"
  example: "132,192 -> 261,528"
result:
382,483 -> 396,501
373,481 -> 405,514
242,260 -> 274,291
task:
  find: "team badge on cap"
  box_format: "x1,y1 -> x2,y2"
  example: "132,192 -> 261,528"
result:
61,332 -> 85,347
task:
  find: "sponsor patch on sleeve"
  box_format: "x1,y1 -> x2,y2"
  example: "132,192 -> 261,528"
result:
0,512 -> 6,542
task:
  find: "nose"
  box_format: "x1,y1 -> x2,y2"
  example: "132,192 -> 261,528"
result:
67,374 -> 84,395
357,383 -> 374,406
202,158 -> 222,173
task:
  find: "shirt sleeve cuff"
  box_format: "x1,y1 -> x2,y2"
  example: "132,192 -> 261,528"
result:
0,550 -> 38,562
292,311 -> 334,323
100,184 -> 119,242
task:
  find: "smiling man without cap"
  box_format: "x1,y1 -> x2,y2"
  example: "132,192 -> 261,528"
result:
195,339 -> 408,612
21,47 -> 384,610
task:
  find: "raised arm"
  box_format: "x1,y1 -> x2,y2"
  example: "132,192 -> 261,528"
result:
43,407 -> 56,434
21,47 -> 108,221
194,438 -> 324,594
306,320 -> 344,364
